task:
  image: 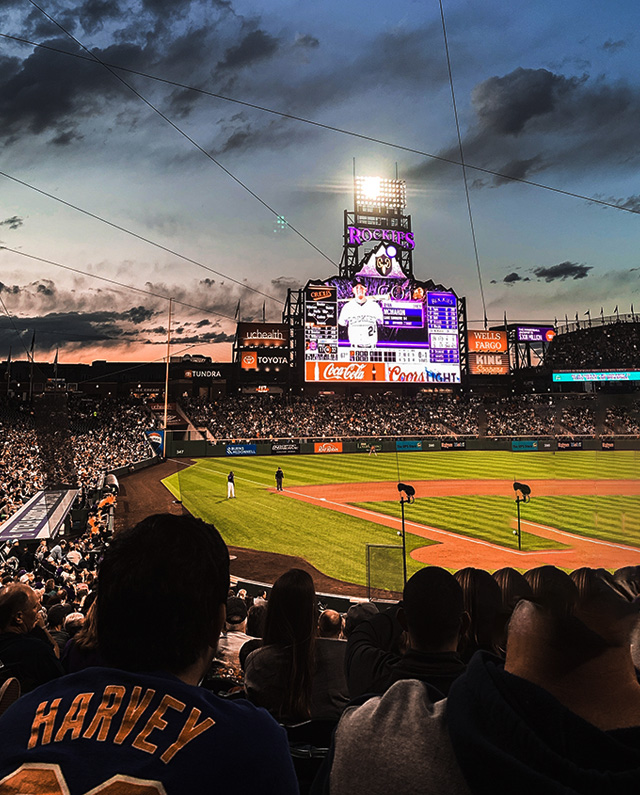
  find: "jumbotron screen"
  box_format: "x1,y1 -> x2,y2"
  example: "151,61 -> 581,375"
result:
304,275 -> 461,383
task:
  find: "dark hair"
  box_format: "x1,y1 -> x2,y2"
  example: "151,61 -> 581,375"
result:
318,609 -> 342,638
493,568 -> 534,613
263,568 -> 317,720
97,513 -> 229,673
454,567 -> 502,662
246,603 -> 267,638
492,568 -> 534,654
524,566 -> 578,617
403,566 -> 465,648
0,584 -> 30,631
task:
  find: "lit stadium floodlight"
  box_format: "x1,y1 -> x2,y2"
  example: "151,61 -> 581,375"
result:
355,176 -> 406,211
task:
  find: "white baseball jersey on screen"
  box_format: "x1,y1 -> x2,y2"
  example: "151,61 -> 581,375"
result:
338,297 -> 384,347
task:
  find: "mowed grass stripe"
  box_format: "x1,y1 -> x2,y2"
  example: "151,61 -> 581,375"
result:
162,450 -> 639,583
164,464 -> 431,585
355,496 -> 568,552
177,450 -> 640,488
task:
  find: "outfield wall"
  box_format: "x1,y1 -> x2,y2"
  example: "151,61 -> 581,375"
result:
165,435 -> 640,458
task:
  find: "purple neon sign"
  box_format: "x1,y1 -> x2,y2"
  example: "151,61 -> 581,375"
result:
347,226 -> 415,250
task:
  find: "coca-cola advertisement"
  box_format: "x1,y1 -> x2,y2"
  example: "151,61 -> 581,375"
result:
303,261 -> 461,384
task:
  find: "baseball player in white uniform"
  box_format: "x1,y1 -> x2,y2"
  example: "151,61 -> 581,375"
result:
338,279 -> 384,348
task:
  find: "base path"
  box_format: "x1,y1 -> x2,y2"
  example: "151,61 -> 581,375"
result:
284,479 -> 640,571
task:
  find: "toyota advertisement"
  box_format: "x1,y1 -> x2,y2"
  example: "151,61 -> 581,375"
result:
303,273 -> 461,384
237,322 -> 290,383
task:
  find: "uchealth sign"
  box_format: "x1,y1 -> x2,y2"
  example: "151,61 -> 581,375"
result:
314,441 -> 343,454
237,322 -> 289,349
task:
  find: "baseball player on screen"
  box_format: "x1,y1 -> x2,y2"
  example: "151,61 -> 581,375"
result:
338,277 -> 384,348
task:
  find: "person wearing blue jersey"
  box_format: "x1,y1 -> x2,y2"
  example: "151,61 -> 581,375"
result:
0,513 -> 298,795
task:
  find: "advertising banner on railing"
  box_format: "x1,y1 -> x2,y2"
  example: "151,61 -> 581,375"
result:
226,443 -> 257,456
396,440 -> 422,451
356,441 -> 382,452
314,441 -> 343,454
557,440 -> 584,450
512,440 -> 539,452
441,440 -> 467,450
271,442 -> 300,455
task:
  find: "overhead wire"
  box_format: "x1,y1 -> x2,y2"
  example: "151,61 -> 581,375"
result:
2,31 -> 639,217
0,246 -> 240,321
25,1 -> 338,270
438,0 -> 487,326
0,170 -> 285,306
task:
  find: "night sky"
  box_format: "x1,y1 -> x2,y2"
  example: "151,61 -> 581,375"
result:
1,0 -> 639,362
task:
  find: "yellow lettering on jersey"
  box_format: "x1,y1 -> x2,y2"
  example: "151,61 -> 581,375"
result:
54,693 -> 94,742
160,708 -> 215,764
83,686 -> 127,742
132,695 -> 185,755
28,699 -> 62,749
113,687 -> 155,745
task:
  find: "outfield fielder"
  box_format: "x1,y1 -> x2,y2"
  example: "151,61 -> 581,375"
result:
227,471 -> 235,499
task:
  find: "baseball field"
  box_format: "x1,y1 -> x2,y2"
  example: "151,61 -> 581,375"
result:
162,450 -> 640,588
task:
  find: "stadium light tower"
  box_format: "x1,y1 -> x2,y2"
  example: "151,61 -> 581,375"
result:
341,173 -> 413,279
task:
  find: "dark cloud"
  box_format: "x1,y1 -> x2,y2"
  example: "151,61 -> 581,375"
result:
295,34 -> 319,48
37,282 -> 55,296
492,156 -> 544,185
503,272 -> 522,283
0,215 -> 23,230
217,30 -> 280,70
592,194 -> 640,213
533,261 -> 592,282
196,318 -> 211,327
472,68 -> 580,135
602,39 -> 627,53
123,305 -> 156,324
407,66 -> 640,186
0,282 -> 21,294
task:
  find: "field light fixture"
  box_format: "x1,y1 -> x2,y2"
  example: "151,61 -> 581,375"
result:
397,482 -> 415,585
513,481 -> 531,552
355,176 -> 407,211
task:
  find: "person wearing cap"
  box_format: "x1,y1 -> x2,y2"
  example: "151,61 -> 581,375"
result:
216,595 -> 251,669
227,470 -> 235,499
338,277 -> 384,348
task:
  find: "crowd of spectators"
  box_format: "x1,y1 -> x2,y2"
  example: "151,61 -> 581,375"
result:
604,404 -> 640,435
184,392 -> 640,442
1,511 -> 639,793
0,397 -> 155,528
183,393 -> 481,440
546,320 -> 640,370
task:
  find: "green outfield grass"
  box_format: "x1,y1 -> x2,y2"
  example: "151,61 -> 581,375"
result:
162,450 -> 640,586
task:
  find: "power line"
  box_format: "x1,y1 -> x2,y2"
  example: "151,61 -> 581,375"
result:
0,245 -> 240,321
25,2 -> 338,270
0,171 -> 285,307
2,31 -> 639,217
438,0 -> 487,326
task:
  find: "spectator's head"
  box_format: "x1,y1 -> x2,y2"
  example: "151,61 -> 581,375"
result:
246,603 -> 267,638
493,568 -> 534,613
47,602 -> 73,631
454,567 -> 502,661
525,566 -> 578,616
318,609 -> 343,639
0,584 -> 40,634
344,602 -> 378,637
97,513 -> 229,682
505,568 -> 640,729
401,566 -> 467,652
64,612 -> 85,637
226,596 -> 248,631
263,568 -> 317,720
